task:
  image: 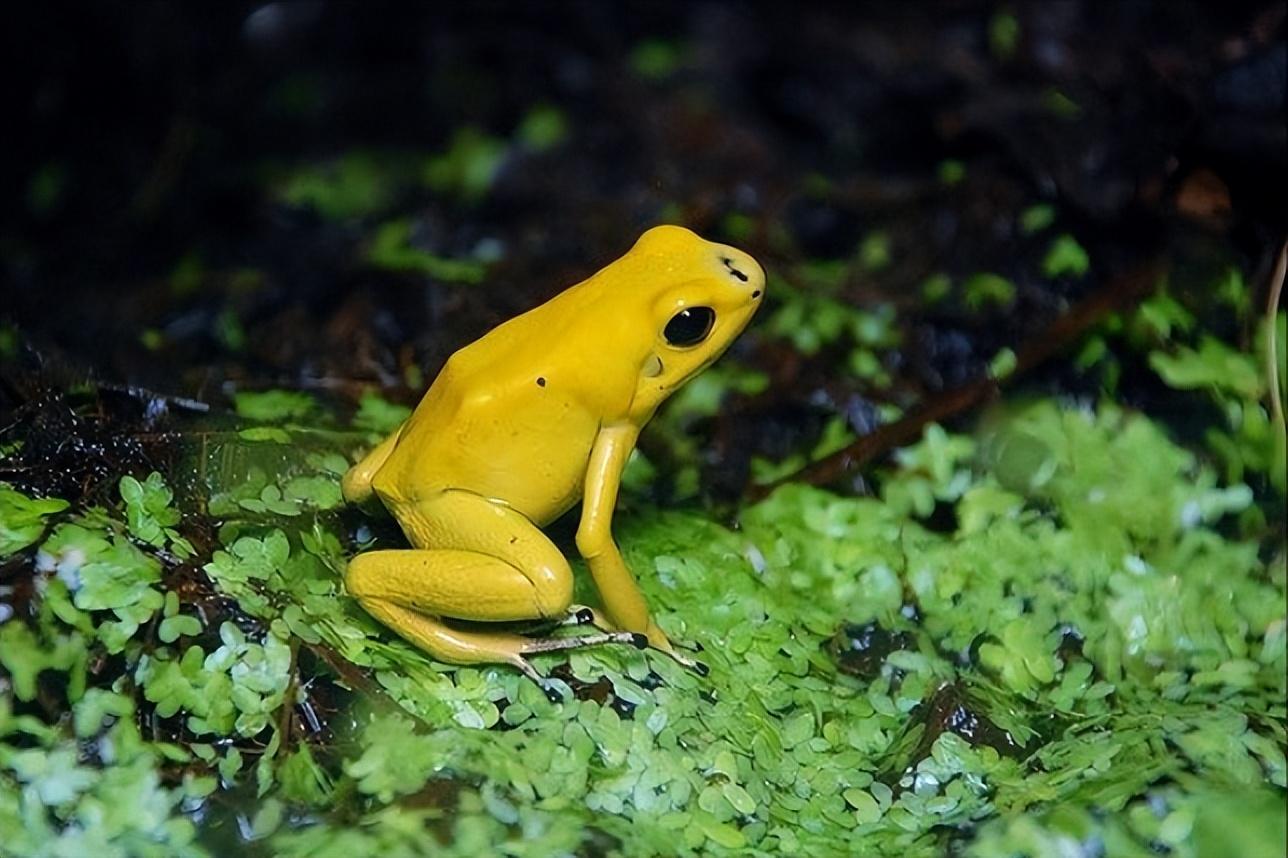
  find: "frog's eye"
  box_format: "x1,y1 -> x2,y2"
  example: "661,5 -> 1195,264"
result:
663,306 -> 715,346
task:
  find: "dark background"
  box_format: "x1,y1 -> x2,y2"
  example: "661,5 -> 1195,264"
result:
2,0 -> 1284,499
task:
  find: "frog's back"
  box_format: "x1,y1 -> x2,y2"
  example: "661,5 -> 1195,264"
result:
370,296 -> 636,524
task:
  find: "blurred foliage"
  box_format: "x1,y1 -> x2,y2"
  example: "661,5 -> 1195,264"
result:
1077,266 -> 1288,498
629,39 -> 685,81
367,220 -> 488,283
515,105 -> 569,152
763,272 -> 900,372
963,272 -> 1017,311
273,105 -> 571,227
422,128 -> 507,204
1042,234 -> 1090,279
277,153 -> 404,222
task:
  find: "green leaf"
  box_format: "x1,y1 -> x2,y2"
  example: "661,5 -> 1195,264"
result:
516,105 -> 568,152
283,475 -> 343,510
1042,234 -> 1090,278
158,615 -> 203,644
1149,336 -> 1264,400
630,39 -> 683,80
239,426 -> 294,444
843,788 -> 882,824
421,128 -> 506,203
72,689 -> 134,737
1019,204 -> 1055,235
368,219 -> 488,283
0,484 -> 68,557
963,272 -> 1016,310
722,783 -> 757,815
277,152 -> 401,221
700,818 -> 747,849
234,390 -> 317,422
120,472 -> 183,551
352,391 -> 412,435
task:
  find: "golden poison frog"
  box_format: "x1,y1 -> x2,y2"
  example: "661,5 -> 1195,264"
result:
342,225 -> 764,698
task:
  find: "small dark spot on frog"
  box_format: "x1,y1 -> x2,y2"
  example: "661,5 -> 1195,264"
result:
509,536 -> 517,544
752,290 -> 761,298
721,256 -> 749,282
536,377 -> 546,387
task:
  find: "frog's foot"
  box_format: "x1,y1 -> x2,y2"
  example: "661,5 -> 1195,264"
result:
635,622 -> 710,676
658,645 -> 710,677
514,630 -> 649,702
521,629 -> 648,656
556,609 -> 710,674
511,659 -> 566,703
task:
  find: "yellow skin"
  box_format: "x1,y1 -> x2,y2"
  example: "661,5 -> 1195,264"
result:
342,225 -> 765,697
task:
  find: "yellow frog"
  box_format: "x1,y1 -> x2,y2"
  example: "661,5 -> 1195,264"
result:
341,225 -> 764,698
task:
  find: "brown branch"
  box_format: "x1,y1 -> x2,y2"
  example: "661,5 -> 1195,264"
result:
276,639 -> 301,748
748,256 -> 1168,500
301,640 -> 425,723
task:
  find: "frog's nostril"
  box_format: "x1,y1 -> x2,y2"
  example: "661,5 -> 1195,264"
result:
720,256 -> 749,283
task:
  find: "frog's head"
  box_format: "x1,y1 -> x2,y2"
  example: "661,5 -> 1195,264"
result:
620,225 -> 765,413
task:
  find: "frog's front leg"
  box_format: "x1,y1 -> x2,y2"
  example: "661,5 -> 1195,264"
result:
345,489 -> 645,699
576,425 -> 708,675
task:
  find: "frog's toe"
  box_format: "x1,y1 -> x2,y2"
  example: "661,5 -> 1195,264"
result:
512,657 -> 567,703
656,645 -> 710,676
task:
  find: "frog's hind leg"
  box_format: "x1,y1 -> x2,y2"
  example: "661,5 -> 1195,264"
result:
346,588 -> 643,701
347,547 -> 568,625
346,488 -> 645,698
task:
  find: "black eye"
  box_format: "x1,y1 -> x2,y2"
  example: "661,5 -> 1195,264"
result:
663,306 -> 715,346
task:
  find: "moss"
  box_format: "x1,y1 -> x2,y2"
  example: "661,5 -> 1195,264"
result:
3,373 -> 1281,855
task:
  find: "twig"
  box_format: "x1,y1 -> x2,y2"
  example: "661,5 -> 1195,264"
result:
1266,239 -> 1286,429
97,382 -> 210,412
276,639 -> 301,747
301,640 -> 425,723
748,257 -> 1167,500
